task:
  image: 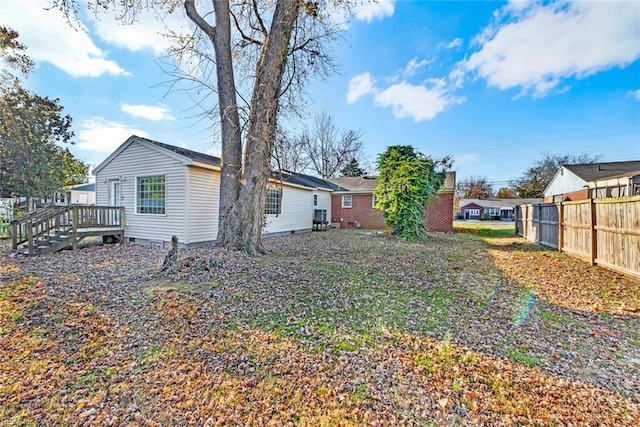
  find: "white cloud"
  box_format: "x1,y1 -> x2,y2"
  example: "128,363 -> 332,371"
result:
86,6 -> 189,56
446,38 -> 463,50
352,0 -> 395,23
0,0 -> 129,77
77,117 -> 149,153
400,58 -> 430,79
349,70 -> 464,122
347,73 -> 376,104
629,89 -> 640,101
121,103 -> 175,121
463,1 -> 640,97
373,79 -> 464,122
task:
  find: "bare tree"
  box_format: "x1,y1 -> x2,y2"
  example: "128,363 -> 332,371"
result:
52,0 -> 347,254
271,126 -> 310,173
456,176 -> 493,199
300,111 -> 364,178
512,152 -> 601,198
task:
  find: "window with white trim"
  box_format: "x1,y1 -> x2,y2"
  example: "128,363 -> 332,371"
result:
342,195 -> 352,208
136,175 -> 165,214
313,194 -> 318,206
467,209 -> 480,216
486,208 -> 500,216
371,195 -> 377,208
265,187 -> 282,215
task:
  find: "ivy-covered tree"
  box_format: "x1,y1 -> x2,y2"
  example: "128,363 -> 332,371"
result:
374,146 -> 446,241
340,158 -> 365,177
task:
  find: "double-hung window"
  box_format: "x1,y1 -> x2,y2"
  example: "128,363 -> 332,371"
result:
136,175 -> 165,214
342,195 -> 352,208
265,187 -> 282,215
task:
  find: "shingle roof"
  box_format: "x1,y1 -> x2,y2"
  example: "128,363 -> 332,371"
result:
327,176 -> 379,192
272,170 -> 347,191
565,161 -> 640,182
330,171 -> 456,193
140,136 -> 222,167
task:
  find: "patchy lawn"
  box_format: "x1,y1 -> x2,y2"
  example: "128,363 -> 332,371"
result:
1,230 -> 638,425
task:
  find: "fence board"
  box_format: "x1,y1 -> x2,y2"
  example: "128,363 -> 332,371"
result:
515,196 -> 640,279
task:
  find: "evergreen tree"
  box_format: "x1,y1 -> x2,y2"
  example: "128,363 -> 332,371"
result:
340,158 -> 365,177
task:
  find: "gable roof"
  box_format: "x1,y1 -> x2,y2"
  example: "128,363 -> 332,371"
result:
93,135 -> 221,174
564,161 -> 640,182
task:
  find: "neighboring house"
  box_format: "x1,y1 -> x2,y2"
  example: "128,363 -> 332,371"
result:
460,198 -> 543,221
544,160 -> 640,202
93,136 -> 341,248
328,172 -> 456,232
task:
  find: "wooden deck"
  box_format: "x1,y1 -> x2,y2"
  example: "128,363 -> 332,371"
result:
10,205 -> 125,255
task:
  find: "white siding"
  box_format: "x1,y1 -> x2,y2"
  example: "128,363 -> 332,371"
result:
544,167 -> 587,197
95,141 -> 187,243
314,190 -> 332,221
69,190 -> 96,205
186,166 -> 220,244
264,185 -> 313,234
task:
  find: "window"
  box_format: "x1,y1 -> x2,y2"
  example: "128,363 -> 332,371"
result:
468,209 -> 480,216
371,195 -> 377,208
313,194 -> 318,206
136,175 -> 165,214
265,187 -> 282,215
342,195 -> 352,208
486,208 -> 500,216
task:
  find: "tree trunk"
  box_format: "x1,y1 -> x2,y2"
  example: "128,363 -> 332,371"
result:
184,0 -> 242,247
225,0 -> 300,254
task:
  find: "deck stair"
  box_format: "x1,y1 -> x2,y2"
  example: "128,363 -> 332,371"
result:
10,205 -> 125,255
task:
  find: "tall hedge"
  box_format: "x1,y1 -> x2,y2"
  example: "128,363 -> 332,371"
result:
374,145 -> 444,240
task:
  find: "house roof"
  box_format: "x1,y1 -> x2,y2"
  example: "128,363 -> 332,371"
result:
460,198 -> 543,209
94,135 -> 222,175
329,171 -> 456,193
274,171 -> 347,191
327,176 -> 379,192
141,137 -> 222,167
70,183 -> 96,192
564,161 -> 640,182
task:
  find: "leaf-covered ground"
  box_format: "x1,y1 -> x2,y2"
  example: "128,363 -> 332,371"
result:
1,230 -> 638,425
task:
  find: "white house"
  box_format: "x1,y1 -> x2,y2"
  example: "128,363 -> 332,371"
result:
93,136 -> 341,247
544,160 -> 640,202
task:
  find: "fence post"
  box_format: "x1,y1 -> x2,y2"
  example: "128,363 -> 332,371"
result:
589,198 -> 597,265
558,201 -> 564,253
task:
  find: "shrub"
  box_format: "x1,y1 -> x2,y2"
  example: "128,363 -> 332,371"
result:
481,212 -> 491,221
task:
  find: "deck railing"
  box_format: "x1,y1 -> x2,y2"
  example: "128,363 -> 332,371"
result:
10,205 -> 125,255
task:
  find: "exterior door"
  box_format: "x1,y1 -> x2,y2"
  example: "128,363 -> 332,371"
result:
109,180 -> 121,224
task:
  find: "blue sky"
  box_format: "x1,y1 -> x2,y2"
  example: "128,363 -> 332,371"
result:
1,0 -> 639,189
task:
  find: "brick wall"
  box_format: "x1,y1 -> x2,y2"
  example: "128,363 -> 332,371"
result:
425,192 -> 454,232
331,191 -> 453,232
331,194 -> 384,229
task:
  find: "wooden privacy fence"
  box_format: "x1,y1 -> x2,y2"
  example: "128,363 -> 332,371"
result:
515,196 -> 640,279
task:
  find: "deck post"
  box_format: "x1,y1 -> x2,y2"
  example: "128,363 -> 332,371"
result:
72,206 -> 79,250
26,225 -> 33,256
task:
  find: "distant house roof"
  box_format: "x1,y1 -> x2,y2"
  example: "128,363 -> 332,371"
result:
564,161 -> 640,182
460,198 -> 543,209
70,183 -> 95,192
